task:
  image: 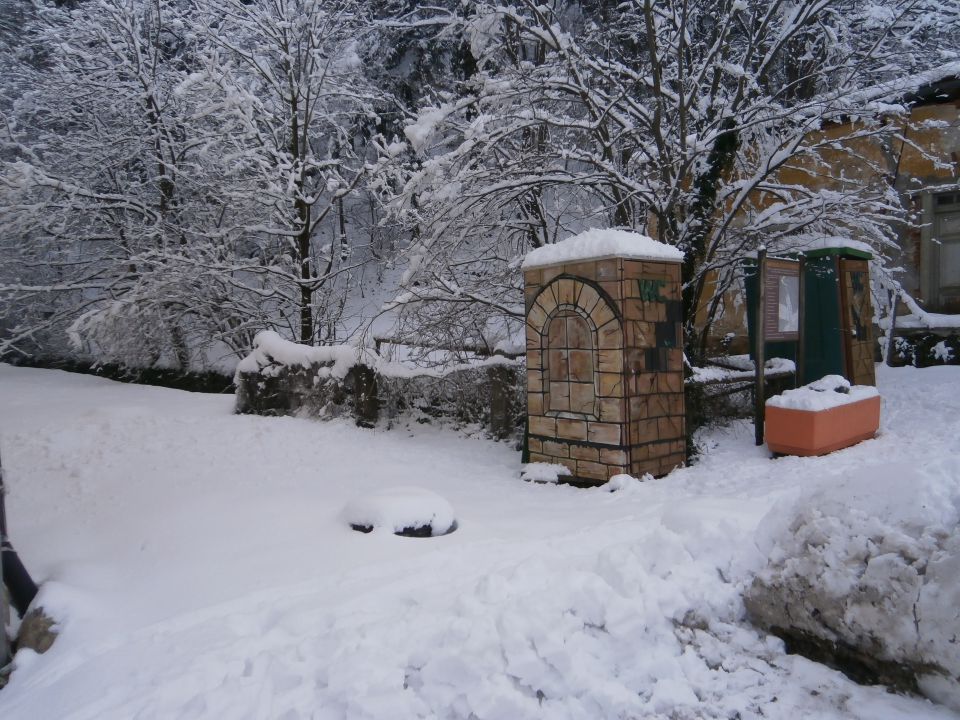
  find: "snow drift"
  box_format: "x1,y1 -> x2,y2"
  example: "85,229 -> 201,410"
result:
746,461 -> 960,710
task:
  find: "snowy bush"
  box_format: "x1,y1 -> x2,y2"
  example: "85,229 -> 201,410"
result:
891,334 -> 960,368
746,464 -> 960,709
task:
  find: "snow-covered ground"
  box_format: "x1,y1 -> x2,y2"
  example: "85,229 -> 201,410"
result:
0,363 -> 957,720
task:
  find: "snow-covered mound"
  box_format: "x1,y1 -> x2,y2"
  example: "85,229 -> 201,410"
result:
341,486 -> 457,536
236,330 -> 379,380
766,374 -> 879,411
520,462 -> 572,484
746,461 -> 960,709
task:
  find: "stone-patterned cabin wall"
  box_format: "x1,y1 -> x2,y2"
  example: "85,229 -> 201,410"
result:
524,257 -> 686,485
621,259 -> 686,478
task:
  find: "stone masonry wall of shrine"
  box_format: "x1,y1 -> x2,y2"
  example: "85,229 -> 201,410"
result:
524,256 -> 687,484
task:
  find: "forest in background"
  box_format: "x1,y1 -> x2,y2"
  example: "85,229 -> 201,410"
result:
1,0 -> 958,372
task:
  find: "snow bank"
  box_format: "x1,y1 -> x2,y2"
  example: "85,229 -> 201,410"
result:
341,487 -> 457,536
521,229 -> 683,269
766,375 -> 879,411
747,461 -> 960,709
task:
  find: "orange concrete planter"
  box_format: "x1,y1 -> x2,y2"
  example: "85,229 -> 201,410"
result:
765,395 -> 881,456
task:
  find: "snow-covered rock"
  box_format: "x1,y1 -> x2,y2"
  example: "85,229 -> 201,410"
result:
341,487 -> 457,536
14,608 -> 57,656
746,462 -> 960,709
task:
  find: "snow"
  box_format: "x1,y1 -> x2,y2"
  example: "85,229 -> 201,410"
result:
885,312 -> 960,330
403,105 -> 451,153
796,236 -> 874,256
933,341 -> 956,362
688,356 -> 795,384
520,462 -> 572,483
521,229 -> 684,269
766,374 -> 880,411
853,61 -> 960,107
752,460 -> 960,709
236,329 -> 522,381
235,330 -> 378,379
0,362 -> 959,719
748,235 -> 875,259
340,487 -> 457,535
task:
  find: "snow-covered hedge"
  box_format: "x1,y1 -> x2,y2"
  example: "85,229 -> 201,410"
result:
745,465 -> 960,709
234,331 -> 524,436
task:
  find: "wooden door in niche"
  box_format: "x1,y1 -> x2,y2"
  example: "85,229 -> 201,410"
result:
545,310 -> 598,417
839,258 -> 876,386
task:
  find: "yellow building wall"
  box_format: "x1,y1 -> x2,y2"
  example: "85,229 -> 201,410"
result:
702,100 -> 959,354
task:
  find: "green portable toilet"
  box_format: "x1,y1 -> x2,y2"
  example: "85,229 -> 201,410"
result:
744,241 -> 876,387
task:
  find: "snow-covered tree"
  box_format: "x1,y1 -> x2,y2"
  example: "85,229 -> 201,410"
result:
190,0 -> 387,345
0,0 -> 398,364
0,0 -> 269,366
387,0 -> 960,359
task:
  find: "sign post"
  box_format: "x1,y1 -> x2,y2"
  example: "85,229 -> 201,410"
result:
754,248 -> 767,446
0,447 -> 37,623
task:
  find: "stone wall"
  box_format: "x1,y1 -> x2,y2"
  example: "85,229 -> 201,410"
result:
235,350 -> 524,438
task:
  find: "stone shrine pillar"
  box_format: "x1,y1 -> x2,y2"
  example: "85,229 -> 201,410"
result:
523,230 -> 686,485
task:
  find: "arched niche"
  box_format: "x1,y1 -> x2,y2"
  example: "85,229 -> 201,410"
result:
527,276 -> 622,422
544,309 -> 598,417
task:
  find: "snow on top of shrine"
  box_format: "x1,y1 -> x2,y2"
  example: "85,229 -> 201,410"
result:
521,229 -> 684,269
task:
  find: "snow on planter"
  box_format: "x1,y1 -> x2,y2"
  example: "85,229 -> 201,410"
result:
341,487 -> 457,537
520,228 -> 683,269
746,463 -> 960,710
765,375 -> 880,456
766,375 -> 878,412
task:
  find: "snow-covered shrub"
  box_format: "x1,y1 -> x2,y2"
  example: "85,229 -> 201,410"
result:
233,334 -> 377,423
377,361 -> 524,438
891,333 -> 960,368
745,464 -> 960,709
